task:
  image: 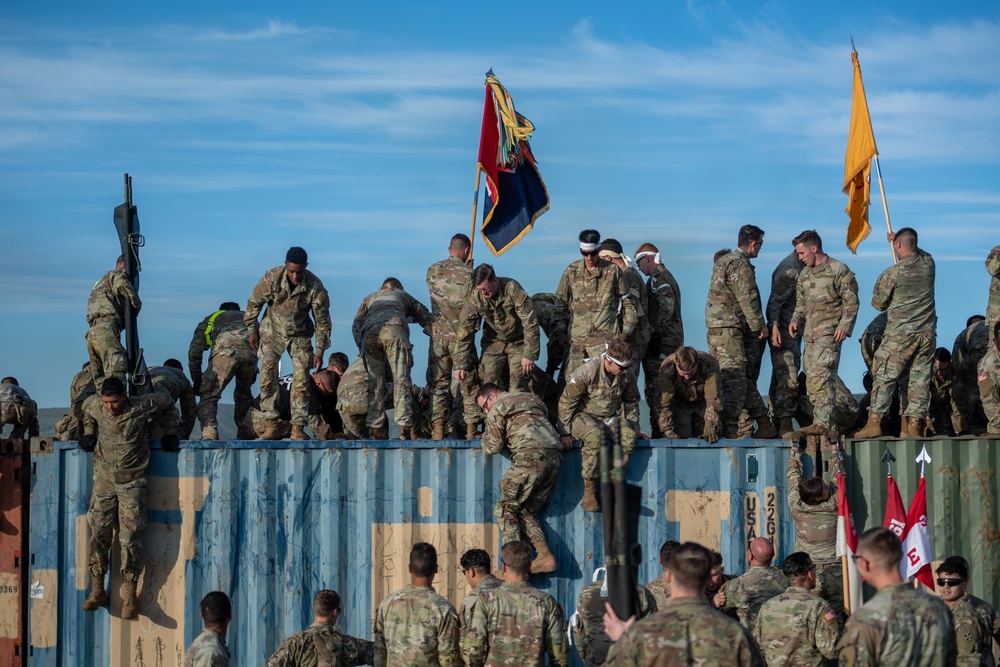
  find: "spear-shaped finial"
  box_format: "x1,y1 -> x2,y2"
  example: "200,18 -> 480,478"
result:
881,448 -> 896,475
850,33 -> 856,53
915,444 -> 931,477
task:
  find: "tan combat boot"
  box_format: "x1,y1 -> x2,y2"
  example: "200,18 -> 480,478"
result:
777,417 -> 796,437
121,579 -> 138,620
855,411 -> 885,439
922,418 -> 936,438
753,416 -> 779,439
368,426 -> 388,440
530,542 -> 558,574
201,426 -> 219,441
290,425 -> 310,440
261,419 -> 282,440
432,419 -> 446,441
465,424 -> 479,440
399,426 -> 412,440
799,423 -> 829,436
81,572 -> 107,611
582,479 -> 600,512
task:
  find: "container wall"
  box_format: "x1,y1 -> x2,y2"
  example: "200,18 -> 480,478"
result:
27,437 -> 795,667
0,438 -> 28,667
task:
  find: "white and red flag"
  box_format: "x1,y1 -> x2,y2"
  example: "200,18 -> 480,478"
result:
900,446 -> 934,588
836,471 -> 863,612
883,474 -> 907,537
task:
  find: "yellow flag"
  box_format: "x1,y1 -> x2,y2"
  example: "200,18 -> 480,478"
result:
844,50 -> 879,253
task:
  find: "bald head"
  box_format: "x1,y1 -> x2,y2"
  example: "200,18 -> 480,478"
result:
749,538 -> 775,566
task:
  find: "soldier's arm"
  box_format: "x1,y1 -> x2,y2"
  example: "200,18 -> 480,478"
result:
372,607 -> 387,667
514,285 -> 540,361
351,301 -> 369,350
262,637 -> 294,667
979,362 -> 1000,433
82,395 -> 99,436
768,268 -> 797,326
571,613 -> 589,663
790,270 -> 807,332
618,271 -> 638,339
837,270 -> 861,336
341,634 -> 375,667
188,317 -> 210,390
656,366 -> 678,436
813,599 -> 841,659
179,381 -> 197,439
405,292 -> 434,336
243,274 -> 271,334
702,370 -> 723,433
312,285 -> 333,357
437,606 -> 462,667
555,267 -> 572,309
461,601 -> 488,667
545,599 -> 570,667
870,269 -> 894,312
480,410 -> 507,456
455,302 -> 482,370
112,271 -> 142,312
987,246 -> 1000,278
787,449 -> 803,507
836,617 -> 881,667
730,261 -> 766,331
950,375 -> 970,435
557,370 -> 587,433
624,374 -> 641,430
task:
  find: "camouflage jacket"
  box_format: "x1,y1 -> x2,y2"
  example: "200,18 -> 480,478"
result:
573,581 -> 656,666
426,256 -> 473,343
791,256 -> 860,342
555,258 -> 636,347
352,288 -> 432,348
0,384 -> 39,436
767,251 -> 802,332
463,580 -> 569,667
752,585 -> 839,667
457,575 -> 503,631
531,293 -> 570,374
558,357 -> 641,433
482,392 -> 563,457
953,321 -> 990,389
457,277 -> 540,368
188,310 -> 252,383
837,581 -> 956,666
264,621 -> 374,667
872,249 -> 937,337
979,348 -> 1000,433
646,263 -> 684,350
245,266 -> 332,354
656,350 -> 721,417
860,312 -> 888,370
83,392 -> 179,483
987,245 -> 1000,331
950,594 -> 997,667
604,596 -> 764,666
336,359 -> 369,416
706,248 -> 765,332
719,566 -> 789,628
87,269 -> 141,328
149,365 -> 198,438
372,585 -> 461,667
184,628 -> 230,667
787,450 -> 838,562
930,366 -> 970,434
70,369 -> 97,411
623,266 -> 652,350
644,572 -> 671,610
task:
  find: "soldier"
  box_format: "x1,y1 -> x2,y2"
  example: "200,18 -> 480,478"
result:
656,346 -> 723,442
929,348 -> 970,437
410,385 -> 433,440
0,378 -> 39,440
753,552 -> 839,667
185,591 -> 232,667
705,225 -> 778,439
787,230 -> 860,437
264,589 -> 374,667
457,549 -> 503,632
555,229 -> 637,378
767,249 -> 804,436
935,556 -> 1000,667
456,264 -> 539,394
987,245 -> 1000,333
794,372 -> 860,436
531,293 -> 571,381
245,372 -> 339,440
477,383 -> 567,573
188,302 -> 257,440
715,537 -> 789,629
602,542 -> 763,666
149,359 -> 197,439
953,316 -> 989,432
859,312 -> 887,374
634,242 -> 685,438
245,247 -> 331,441
372,542 -> 460,667
86,255 -> 141,389
80,377 -> 180,619
837,527 -> 956,666
599,240 -> 650,370
337,358 -> 379,439
464,541 -> 569,667
54,362 -> 96,441
978,320 -> 1000,435
353,278 -> 432,440
321,352 -> 350,436
856,228 -> 937,439
426,234 -> 480,440
574,570 -> 656,666
557,341 -> 644,512
644,539 -> 680,609
705,550 -> 736,615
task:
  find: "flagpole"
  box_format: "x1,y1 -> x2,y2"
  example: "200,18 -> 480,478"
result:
836,442 -> 852,614
873,156 -> 897,264
469,163 -> 482,261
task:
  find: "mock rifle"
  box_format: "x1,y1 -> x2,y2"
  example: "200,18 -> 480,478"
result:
112,173 -> 149,396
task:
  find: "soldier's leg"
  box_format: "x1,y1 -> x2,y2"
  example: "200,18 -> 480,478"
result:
520,452 -> 561,549
614,426 -> 636,482
340,410 -> 367,439
708,328 -> 746,438
869,339 -> 905,415
495,462 -> 533,543
363,334 -> 388,429
804,337 -> 841,430
54,413 -> 75,442
287,336 -> 315,427
383,325 -> 415,428
258,334 -> 286,420
232,350 -> 258,428
479,341 -> 507,388
506,343 -> 530,393
904,334 -> 935,418
769,340 -> 801,421
427,339 -> 455,423
87,321 -> 127,389
642,350 -> 665,436
87,477 -> 118,577
743,335 -> 769,421
196,352 -> 234,431
572,414 -> 605,482
251,408 -> 291,439
116,477 -> 147,582
564,344 -> 589,380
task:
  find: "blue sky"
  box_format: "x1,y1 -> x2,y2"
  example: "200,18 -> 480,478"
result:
2,1 -> 999,409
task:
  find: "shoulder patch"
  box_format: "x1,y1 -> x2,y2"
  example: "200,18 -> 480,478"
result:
980,374 -> 990,383
823,610 -> 837,623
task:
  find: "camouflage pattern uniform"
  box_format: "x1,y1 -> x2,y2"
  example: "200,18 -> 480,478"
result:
189,309 -> 257,435
718,565 -> 789,629
264,621 -> 374,667
870,249 -> 937,419
767,251 -> 803,423
604,597 -> 764,666
656,350 -> 722,440
86,269 -> 141,389
337,358 -> 376,438
558,357 -> 641,482
791,256 -> 860,431
184,628 -> 230,667
555,258 -> 637,378
949,594 -> 998,667
644,572 -> 671,610
643,263 -> 685,436
245,266 -> 331,427
752,585 -> 839,667
860,313 -> 887,373
953,320 -> 989,428
246,375 -> 333,439
795,375 -> 860,434
55,368 -> 96,441
82,392 -> 179,581
531,293 -> 571,380
987,245 -> 1000,333
464,580 -> 569,667
623,266 -> 652,369
930,365 -> 971,436
573,582 -> 656,666
149,365 -> 197,438
978,346 -> 1000,434
457,575 -> 503,632
0,383 -> 39,439
372,584 -> 461,667
352,288 -> 432,431
837,581 -> 957,666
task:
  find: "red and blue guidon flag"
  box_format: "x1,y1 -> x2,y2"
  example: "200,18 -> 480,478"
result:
477,70 -> 550,256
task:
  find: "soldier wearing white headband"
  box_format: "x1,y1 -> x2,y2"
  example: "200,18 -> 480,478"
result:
601,238 -> 651,376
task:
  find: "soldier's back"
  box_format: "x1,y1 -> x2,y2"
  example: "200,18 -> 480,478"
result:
574,582 -> 655,666
184,628 -> 229,667
374,585 -> 459,666
724,566 -> 789,628
266,622 -> 373,667
879,250 -> 936,336
150,366 -> 192,400
458,575 -> 503,630
427,257 -> 472,340
754,586 -> 839,667
644,573 -> 671,610
472,581 -> 566,667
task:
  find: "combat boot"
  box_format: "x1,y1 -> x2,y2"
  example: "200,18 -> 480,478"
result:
753,416 -> 779,439
582,479 -> 600,512
399,426 -> 413,440
922,418 -> 936,438
777,417 -> 796,437
261,419 -> 282,440
530,543 -> 558,574
290,425 -> 310,440
121,580 -> 138,620
432,419 -> 446,441
201,426 -> 219,441
799,423 -> 829,436
368,426 -> 388,440
81,572 -> 107,611
855,411 -> 885,439
465,424 -> 479,440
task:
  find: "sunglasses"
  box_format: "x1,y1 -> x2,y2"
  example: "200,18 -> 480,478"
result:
937,578 -> 964,588
580,250 -> 600,257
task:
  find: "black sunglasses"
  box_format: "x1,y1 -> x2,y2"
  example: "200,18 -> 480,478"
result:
937,578 -> 964,588
580,250 -> 600,257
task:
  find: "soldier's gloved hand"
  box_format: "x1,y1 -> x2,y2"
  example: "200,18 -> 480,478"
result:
79,434 -> 97,452
160,434 -> 180,453
662,430 -> 681,440
701,428 -> 719,444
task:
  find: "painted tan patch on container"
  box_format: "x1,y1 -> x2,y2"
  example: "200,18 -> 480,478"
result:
0,572 -> 18,639
762,485 -> 779,553
417,487 -> 433,517
664,490 -> 730,551
76,514 -> 89,590
29,569 -> 58,648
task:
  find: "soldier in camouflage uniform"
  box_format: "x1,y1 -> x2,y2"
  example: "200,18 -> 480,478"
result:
149,360 -> 198,439
837,527 -> 957,666
978,321 -> 1000,435
788,230 -> 860,437
0,379 -> 39,440
245,247 -> 331,441
353,278 -> 432,440
987,245 -> 1000,334
715,537 -> 789,629
644,540 -> 680,609
767,250 -> 804,436
929,348 -> 971,437
856,228 -> 937,439
753,551 -> 839,667
656,346 -> 723,442
635,243 -> 685,437
188,302 -> 258,440
54,363 -> 96,441
372,542 -> 461,667
794,372 -> 859,435
478,384 -> 567,573
464,541 -> 569,667
705,226 -> 778,439
80,377 -> 180,620
954,317 -> 989,432
185,592 -> 231,667
265,589 -> 374,667
557,341 -> 643,512
573,572 -> 656,666
599,240 -> 650,369
337,358 -> 379,439
603,542 -> 764,667
245,372 -> 339,440
555,229 -> 637,379
457,549 -> 503,634
85,255 -> 141,389
935,556 -> 1000,667
530,293 -> 571,381
426,234 -> 480,440
705,550 -> 737,616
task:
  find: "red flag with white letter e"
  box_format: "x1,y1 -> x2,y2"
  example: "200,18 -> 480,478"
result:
836,471 -> 862,612
900,476 -> 933,588
883,474 -> 907,537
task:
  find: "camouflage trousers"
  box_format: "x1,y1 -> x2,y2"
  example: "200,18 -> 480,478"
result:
570,414 -> 635,482
259,334 -> 314,426
642,339 -> 679,436
707,327 -> 768,438
426,337 -> 480,428
339,408 -> 368,439
660,399 -> 713,439
768,336 -> 801,420
816,561 -> 846,625
870,333 -> 935,418
565,340 -> 614,382
85,320 -> 127,390
197,347 -> 258,430
88,473 -> 146,580
802,337 -> 843,430
364,324 -> 414,428
246,408 -> 330,440
496,449 -> 561,545
481,339 -> 531,393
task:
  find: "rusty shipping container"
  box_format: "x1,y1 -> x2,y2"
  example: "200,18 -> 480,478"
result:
0,438 -> 29,667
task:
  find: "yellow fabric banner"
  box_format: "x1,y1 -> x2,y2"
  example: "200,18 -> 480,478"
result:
843,50 -> 879,253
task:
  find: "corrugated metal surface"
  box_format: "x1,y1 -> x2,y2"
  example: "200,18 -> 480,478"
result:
845,437 -> 1000,608
27,437 -> 795,667
0,438 -> 28,667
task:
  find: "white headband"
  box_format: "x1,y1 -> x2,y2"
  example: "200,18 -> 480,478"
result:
602,351 -> 632,368
580,242 -> 600,252
599,249 -> 635,268
635,250 -> 662,265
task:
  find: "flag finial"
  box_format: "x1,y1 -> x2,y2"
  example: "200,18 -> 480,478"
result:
915,444 -> 931,477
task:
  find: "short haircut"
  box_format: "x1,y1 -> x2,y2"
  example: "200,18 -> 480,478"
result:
674,347 -> 698,373
472,264 -> 496,286
792,229 -> 823,251
0,377 -> 17,386
382,277 -> 403,291
936,556 -> 969,580
857,527 -> 902,569
606,341 -> 633,364
659,540 -> 681,567
450,234 -> 471,251
163,358 -> 183,370
713,248 -> 732,263
460,548 -> 492,574
476,383 -> 501,402
327,352 -> 349,372
579,229 -> 601,245
219,302 -> 240,311
634,242 -> 658,256
894,228 -> 917,250
100,377 -> 126,397
313,589 -> 341,617
967,315 -> 986,327
782,551 -> 815,579
201,591 -> 232,624
410,542 -> 438,577
667,542 -> 713,590
600,238 -> 624,254
709,550 -> 724,570
798,476 -> 827,505
738,225 -> 765,247
934,347 -> 951,364
286,246 -> 308,265
313,369 -> 334,386
501,541 -> 532,576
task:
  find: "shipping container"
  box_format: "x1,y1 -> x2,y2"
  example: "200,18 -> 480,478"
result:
0,438 -> 29,667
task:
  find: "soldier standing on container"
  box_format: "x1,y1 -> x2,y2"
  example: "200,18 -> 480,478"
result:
655,346 -> 723,442
705,225 -> 779,439
787,230 -> 860,438
766,248 -> 804,437
856,228 -> 937,439
372,542 -> 461,667
264,589 -> 374,667
54,362 -> 96,441
457,549 -> 503,633
464,541 -> 570,667
353,278 -> 433,440
149,359 -> 198,439
0,378 -> 39,440
188,302 -> 258,440
837,527 -> 956,666
634,242 -> 685,438
599,240 -> 650,371
714,537 -> 789,629
573,570 -> 656,666
952,316 -> 989,432
987,245 -> 1000,333
934,556 -> 1000,667
244,371 -> 339,440
644,540 -> 680,609
530,293 -> 571,381
185,591 -> 232,667
477,383 -> 567,573
80,377 -> 180,619
86,255 -> 141,389
245,247 -> 331,441
978,320 -> 1000,435
337,357 -> 378,439
555,229 -> 637,379
928,348 -> 971,437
